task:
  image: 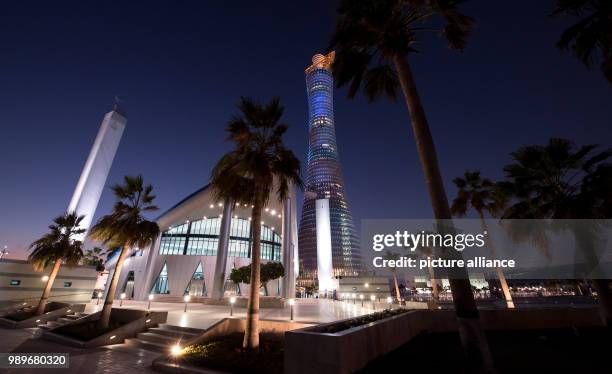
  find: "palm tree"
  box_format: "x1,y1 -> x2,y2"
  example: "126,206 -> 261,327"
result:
451,171 -> 515,309
330,1 -> 494,369
501,138 -> 612,325
210,97 -> 302,351
84,247 -> 105,271
552,0 -> 612,84
89,175 -> 160,329
28,212 -> 85,315
383,251 -> 402,301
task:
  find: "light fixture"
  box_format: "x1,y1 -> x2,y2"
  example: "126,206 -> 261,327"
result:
265,208 -> 269,212
41,275 -> 49,282
371,295 -> 376,310
109,335 -> 116,340
229,296 -> 236,316
218,203 -> 223,207
148,294 -> 154,310
209,204 -> 214,208
145,319 -> 151,323
271,227 -> 275,231
171,344 -> 182,356
36,319 -> 41,323
184,295 -> 191,312
364,283 -> 369,288
289,298 -> 295,321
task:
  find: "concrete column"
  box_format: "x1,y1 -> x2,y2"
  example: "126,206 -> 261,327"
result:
211,199 -> 233,299
316,198 -> 334,294
281,197 -> 293,298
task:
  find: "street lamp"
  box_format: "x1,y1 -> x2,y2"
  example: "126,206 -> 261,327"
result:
370,295 -> 376,310
97,291 -> 103,305
120,293 -> 126,307
229,296 -> 236,316
359,294 -> 364,307
387,296 -> 393,309
148,294 -> 154,310
183,295 -> 191,312
289,298 -> 295,321
352,293 -> 356,304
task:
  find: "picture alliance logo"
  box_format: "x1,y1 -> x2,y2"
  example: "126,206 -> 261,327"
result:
371,230 -> 488,252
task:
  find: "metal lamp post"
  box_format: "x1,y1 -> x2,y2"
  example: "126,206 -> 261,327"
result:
387,296 -> 393,309
370,295 -> 376,310
229,296 -> 236,316
183,295 -> 190,312
148,294 -> 154,310
97,292 -> 102,305
289,298 -> 295,321
120,293 -> 126,307
359,294 -> 364,307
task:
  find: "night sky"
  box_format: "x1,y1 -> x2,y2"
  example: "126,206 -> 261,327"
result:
1,1 -> 610,259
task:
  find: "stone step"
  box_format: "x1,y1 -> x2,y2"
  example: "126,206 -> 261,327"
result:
64,314 -> 81,320
136,332 -> 182,345
158,324 -> 204,335
45,321 -> 60,328
147,327 -> 198,338
37,324 -> 52,330
57,318 -> 73,324
124,338 -> 168,353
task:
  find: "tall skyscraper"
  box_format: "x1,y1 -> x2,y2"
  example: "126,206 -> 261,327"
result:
67,105 -> 126,240
298,52 -> 362,284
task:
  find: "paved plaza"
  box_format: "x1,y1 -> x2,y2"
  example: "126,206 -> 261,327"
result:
1,298 -> 377,374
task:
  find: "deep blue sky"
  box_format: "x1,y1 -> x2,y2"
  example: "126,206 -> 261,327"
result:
1,1 -> 610,259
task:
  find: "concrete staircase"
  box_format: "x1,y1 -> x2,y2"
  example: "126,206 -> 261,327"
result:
37,312 -> 88,330
124,324 -> 204,353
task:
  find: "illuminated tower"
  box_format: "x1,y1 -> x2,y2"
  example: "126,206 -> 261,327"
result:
67,105 -> 126,240
298,52 -> 362,284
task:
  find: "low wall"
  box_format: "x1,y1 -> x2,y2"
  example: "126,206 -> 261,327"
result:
42,308 -> 167,348
0,302 -> 85,329
285,307 -> 603,374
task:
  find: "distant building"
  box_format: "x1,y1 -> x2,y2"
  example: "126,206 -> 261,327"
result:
68,107 -> 126,240
298,52 -> 362,289
105,184 -> 299,301
0,259 -> 97,307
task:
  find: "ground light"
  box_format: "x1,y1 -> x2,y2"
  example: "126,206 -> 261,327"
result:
148,294 -> 154,310
171,344 -> 182,356
289,298 -> 295,321
352,293 -> 356,304
97,292 -> 103,305
184,295 -> 190,312
387,296 -> 393,309
229,296 -> 236,316
120,293 -> 126,307
359,294 -> 364,307
370,295 -> 376,310
41,275 -> 49,282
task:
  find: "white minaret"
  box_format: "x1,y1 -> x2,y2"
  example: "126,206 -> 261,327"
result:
67,106 -> 126,240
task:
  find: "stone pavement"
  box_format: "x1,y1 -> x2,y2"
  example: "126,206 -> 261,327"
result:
1,298 -> 378,373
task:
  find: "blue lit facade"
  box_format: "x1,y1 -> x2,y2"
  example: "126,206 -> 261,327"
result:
298,52 -> 362,279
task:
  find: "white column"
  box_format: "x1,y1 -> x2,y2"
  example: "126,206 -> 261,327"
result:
211,200 -> 233,299
281,197 -> 293,298
316,199 -> 334,294
68,109 -> 126,241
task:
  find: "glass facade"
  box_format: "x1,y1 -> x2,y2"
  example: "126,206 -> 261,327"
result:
158,217 -> 282,261
298,52 -> 362,279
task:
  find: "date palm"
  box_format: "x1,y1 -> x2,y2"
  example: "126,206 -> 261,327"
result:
89,175 -> 160,329
553,0 -> 612,84
501,138 -> 612,325
330,0 -> 494,369
451,171 -> 515,308
29,212 -> 85,315
210,97 -> 302,350
383,251 -> 402,301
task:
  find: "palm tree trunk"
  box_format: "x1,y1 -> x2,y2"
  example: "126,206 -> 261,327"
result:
98,243 -> 130,329
427,264 -> 440,301
35,259 -> 62,315
243,187 -> 264,350
391,269 -> 401,301
478,214 -> 514,309
393,54 -> 495,372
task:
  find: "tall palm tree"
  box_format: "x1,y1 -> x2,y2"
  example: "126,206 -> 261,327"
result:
89,175 -> 160,329
330,1 -> 494,369
552,0 -> 612,84
29,212 -> 85,315
451,171 -> 515,308
501,138 -> 612,325
210,97 -> 302,351
383,251 -> 402,301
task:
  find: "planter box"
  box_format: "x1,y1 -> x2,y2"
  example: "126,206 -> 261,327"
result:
153,318 -> 311,374
285,307 -> 603,374
42,308 -> 167,348
0,302 -> 85,329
